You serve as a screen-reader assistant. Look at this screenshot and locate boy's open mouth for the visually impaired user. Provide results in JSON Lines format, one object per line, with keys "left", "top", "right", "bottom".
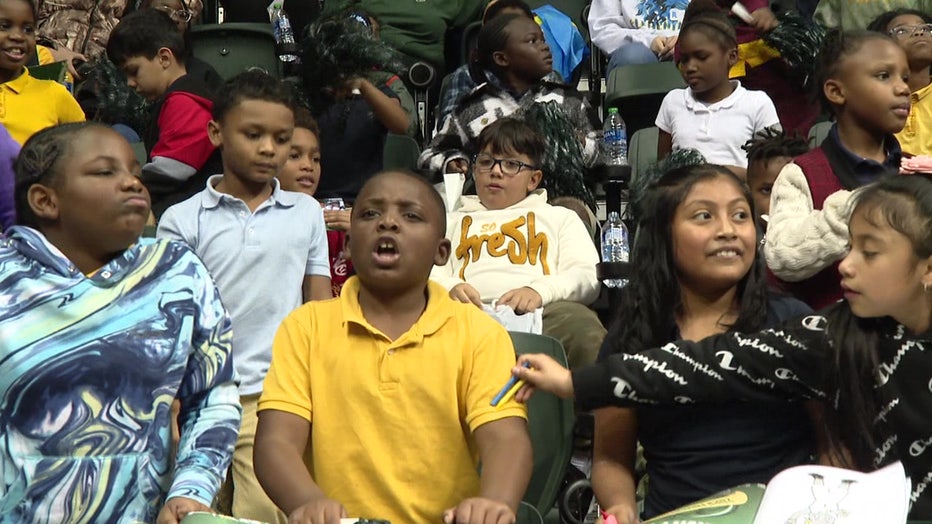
{"left": 373, "top": 238, "right": 400, "bottom": 266}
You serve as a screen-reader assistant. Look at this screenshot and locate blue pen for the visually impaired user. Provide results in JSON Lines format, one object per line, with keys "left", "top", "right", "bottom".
{"left": 490, "top": 361, "right": 530, "bottom": 406}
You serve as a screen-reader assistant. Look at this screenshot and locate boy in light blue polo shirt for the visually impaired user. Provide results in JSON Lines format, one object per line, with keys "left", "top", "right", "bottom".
{"left": 157, "top": 70, "right": 332, "bottom": 524}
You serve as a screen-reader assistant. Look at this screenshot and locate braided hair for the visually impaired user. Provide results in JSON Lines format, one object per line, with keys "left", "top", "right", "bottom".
{"left": 813, "top": 30, "right": 896, "bottom": 114}
{"left": 14, "top": 122, "right": 111, "bottom": 228}
{"left": 743, "top": 128, "right": 810, "bottom": 165}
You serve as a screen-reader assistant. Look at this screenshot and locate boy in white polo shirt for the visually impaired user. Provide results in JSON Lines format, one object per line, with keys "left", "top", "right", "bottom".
{"left": 158, "top": 70, "right": 332, "bottom": 524}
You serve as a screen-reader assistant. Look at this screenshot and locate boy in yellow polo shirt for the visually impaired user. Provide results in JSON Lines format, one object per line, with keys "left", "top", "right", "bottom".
{"left": 0, "top": 0, "right": 83, "bottom": 145}
{"left": 254, "top": 170, "right": 533, "bottom": 524}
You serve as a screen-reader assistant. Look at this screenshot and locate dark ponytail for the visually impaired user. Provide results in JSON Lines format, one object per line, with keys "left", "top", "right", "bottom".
{"left": 822, "top": 304, "right": 887, "bottom": 468}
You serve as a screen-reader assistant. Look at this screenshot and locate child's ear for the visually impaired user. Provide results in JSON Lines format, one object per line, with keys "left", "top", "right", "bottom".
{"left": 527, "top": 169, "right": 542, "bottom": 192}
{"left": 727, "top": 47, "right": 738, "bottom": 68}
{"left": 433, "top": 237, "right": 452, "bottom": 267}
{"left": 156, "top": 47, "right": 175, "bottom": 68}
{"left": 824, "top": 78, "right": 845, "bottom": 107}
{"left": 493, "top": 50, "right": 509, "bottom": 69}
{"left": 207, "top": 120, "right": 223, "bottom": 148}
{"left": 27, "top": 184, "right": 60, "bottom": 222}
{"left": 527, "top": 169, "right": 544, "bottom": 189}
{"left": 921, "top": 254, "right": 932, "bottom": 292}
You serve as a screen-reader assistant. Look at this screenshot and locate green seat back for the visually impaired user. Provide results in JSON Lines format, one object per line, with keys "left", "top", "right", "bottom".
{"left": 605, "top": 62, "right": 685, "bottom": 136}
{"left": 509, "top": 331, "right": 576, "bottom": 516}
{"left": 189, "top": 23, "right": 280, "bottom": 80}
{"left": 382, "top": 133, "right": 421, "bottom": 171}
{"left": 28, "top": 61, "right": 67, "bottom": 84}
{"left": 808, "top": 120, "right": 832, "bottom": 148}
{"left": 130, "top": 141, "right": 148, "bottom": 165}
{"left": 141, "top": 225, "right": 157, "bottom": 238}
{"left": 605, "top": 61, "right": 685, "bottom": 102}
{"left": 628, "top": 126, "right": 658, "bottom": 185}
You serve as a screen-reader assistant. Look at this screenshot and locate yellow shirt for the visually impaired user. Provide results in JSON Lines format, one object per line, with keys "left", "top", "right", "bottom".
{"left": 0, "top": 67, "right": 84, "bottom": 145}
{"left": 36, "top": 45, "right": 55, "bottom": 65}
{"left": 896, "top": 82, "right": 932, "bottom": 156}
{"left": 259, "top": 277, "right": 527, "bottom": 524}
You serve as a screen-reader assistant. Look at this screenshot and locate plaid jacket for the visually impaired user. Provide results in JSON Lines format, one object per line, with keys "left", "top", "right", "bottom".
{"left": 436, "top": 66, "right": 563, "bottom": 133}
{"left": 419, "top": 75, "right": 598, "bottom": 178}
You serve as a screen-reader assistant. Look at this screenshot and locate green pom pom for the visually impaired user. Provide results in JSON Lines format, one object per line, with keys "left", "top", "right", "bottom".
{"left": 523, "top": 102, "right": 597, "bottom": 211}
{"left": 764, "top": 10, "right": 825, "bottom": 89}
{"left": 301, "top": 11, "right": 406, "bottom": 110}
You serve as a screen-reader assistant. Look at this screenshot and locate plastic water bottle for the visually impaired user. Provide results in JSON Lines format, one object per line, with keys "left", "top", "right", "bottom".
{"left": 269, "top": 1, "right": 298, "bottom": 63}
{"left": 602, "top": 107, "right": 628, "bottom": 166}
{"left": 601, "top": 211, "right": 629, "bottom": 288}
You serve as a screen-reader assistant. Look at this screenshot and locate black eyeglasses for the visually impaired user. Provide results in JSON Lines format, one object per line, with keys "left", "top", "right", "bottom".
{"left": 473, "top": 153, "right": 539, "bottom": 176}
{"left": 889, "top": 23, "right": 932, "bottom": 39}
{"left": 155, "top": 5, "right": 193, "bottom": 22}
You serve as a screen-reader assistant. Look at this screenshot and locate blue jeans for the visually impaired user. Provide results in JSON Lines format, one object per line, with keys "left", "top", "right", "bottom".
{"left": 607, "top": 42, "right": 660, "bottom": 75}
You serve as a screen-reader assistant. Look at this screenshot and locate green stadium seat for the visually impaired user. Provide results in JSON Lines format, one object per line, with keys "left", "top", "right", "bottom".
{"left": 189, "top": 23, "right": 280, "bottom": 81}
{"left": 808, "top": 120, "right": 832, "bottom": 148}
{"left": 382, "top": 133, "right": 421, "bottom": 172}
{"left": 604, "top": 62, "right": 685, "bottom": 137}
{"left": 508, "top": 331, "right": 576, "bottom": 518}
{"left": 628, "top": 126, "right": 659, "bottom": 185}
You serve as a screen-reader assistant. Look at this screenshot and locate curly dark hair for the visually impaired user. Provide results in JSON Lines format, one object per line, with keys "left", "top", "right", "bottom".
{"left": 212, "top": 69, "right": 295, "bottom": 122}
{"left": 743, "top": 128, "right": 810, "bottom": 166}
{"left": 867, "top": 8, "right": 932, "bottom": 33}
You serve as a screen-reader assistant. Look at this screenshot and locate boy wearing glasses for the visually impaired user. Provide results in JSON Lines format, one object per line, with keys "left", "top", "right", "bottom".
{"left": 869, "top": 9, "right": 932, "bottom": 156}
{"left": 107, "top": 8, "right": 223, "bottom": 217}
{"left": 430, "top": 117, "right": 605, "bottom": 368}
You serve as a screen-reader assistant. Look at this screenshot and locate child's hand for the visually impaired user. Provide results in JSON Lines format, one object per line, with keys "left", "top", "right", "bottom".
{"left": 446, "top": 158, "right": 470, "bottom": 174}
{"left": 156, "top": 496, "right": 211, "bottom": 524}
{"left": 443, "top": 497, "right": 516, "bottom": 524}
{"left": 512, "top": 353, "right": 573, "bottom": 400}
{"left": 450, "top": 283, "right": 483, "bottom": 308}
{"left": 749, "top": 7, "right": 779, "bottom": 33}
{"left": 288, "top": 497, "right": 348, "bottom": 524}
{"left": 49, "top": 46, "right": 87, "bottom": 79}
{"left": 333, "top": 76, "right": 367, "bottom": 100}
{"left": 497, "top": 287, "right": 542, "bottom": 314}
{"left": 658, "top": 35, "right": 677, "bottom": 60}
{"left": 324, "top": 208, "right": 352, "bottom": 231}
{"left": 600, "top": 504, "right": 641, "bottom": 524}
{"left": 649, "top": 36, "right": 665, "bottom": 56}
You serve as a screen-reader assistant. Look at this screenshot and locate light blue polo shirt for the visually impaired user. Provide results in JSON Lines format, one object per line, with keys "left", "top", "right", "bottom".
{"left": 158, "top": 175, "right": 330, "bottom": 395}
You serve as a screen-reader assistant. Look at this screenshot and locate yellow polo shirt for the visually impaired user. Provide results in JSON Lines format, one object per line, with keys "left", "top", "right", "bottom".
{"left": 0, "top": 67, "right": 84, "bottom": 145}
{"left": 897, "top": 82, "right": 932, "bottom": 157}
{"left": 36, "top": 45, "right": 55, "bottom": 65}
{"left": 260, "top": 277, "right": 527, "bottom": 524}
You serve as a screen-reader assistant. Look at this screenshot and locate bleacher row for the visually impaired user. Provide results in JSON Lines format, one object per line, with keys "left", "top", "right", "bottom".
{"left": 33, "top": 0, "right": 827, "bottom": 194}
{"left": 74, "top": 0, "right": 694, "bottom": 183}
